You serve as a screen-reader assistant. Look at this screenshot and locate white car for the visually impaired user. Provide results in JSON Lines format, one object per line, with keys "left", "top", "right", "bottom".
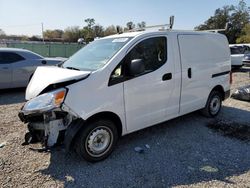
{"left": 19, "top": 30, "right": 231, "bottom": 162}
{"left": 229, "top": 44, "right": 250, "bottom": 68}
{"left": 0, "top": 48, "right": 66, "bottom": 89}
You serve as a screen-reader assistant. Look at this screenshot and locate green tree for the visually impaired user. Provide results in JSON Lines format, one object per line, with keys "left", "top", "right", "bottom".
{"left": 126, "top": 21, "right": 135, "bottom": 30}
{"left": 137, "top": 21, "right": 146, "bottom": 28}
{"left": 93, "top": 24, "right": 104, "bottom": 38}
{"left": 62, "top": 26, "right": 82, "bottom": 42}
{"left": 104, "top": 25, "right": 117, "bottom": 36}
{"left": 236, "top": 23, "right": 250, "bottom": 43}
{"left": 82, "top": 18, "right": 96, "bottom": 42}
{"left": 44, "top": 29, "right": 64, "bottom": 40}
{"left": 195, "top": 0, "right": 250, "bottom": 43}
{"left": 84, "top": 18, "right": 95, "bottom": 29}
{"left": 0, "top": 29, "right": 5, "bottom": 36}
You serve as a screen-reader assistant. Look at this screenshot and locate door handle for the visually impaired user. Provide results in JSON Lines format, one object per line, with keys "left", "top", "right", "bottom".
{"left": 162, "top": 73, "right": 172, "bottom": 81}
{"left": 1, "top": 67, "right": 9, "bottom": 70}
{"left": 188, "top": 68, "right": 192, "bottom": 78}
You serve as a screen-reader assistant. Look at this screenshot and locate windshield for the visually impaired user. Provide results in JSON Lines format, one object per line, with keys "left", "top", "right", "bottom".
{"left": 63, "top": 37, "right": 131, "bottom": 71}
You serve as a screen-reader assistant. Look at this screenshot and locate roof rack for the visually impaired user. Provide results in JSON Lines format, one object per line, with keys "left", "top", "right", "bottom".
{"left": 117, "top": 16, "right": 175, "bottom": 34}
{"left": 116, "top": 17, "right": 229, "bottom": 34}
{"left": 195, "top": 23, "right": 230, "bottom": 33}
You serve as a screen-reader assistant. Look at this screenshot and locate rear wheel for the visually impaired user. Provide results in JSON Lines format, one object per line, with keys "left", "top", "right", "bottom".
{"left": 75, "top": 119, "right": 118, "bottom": 162}
{"left": 201, "top": 90, "right": 222, "bottom": 117}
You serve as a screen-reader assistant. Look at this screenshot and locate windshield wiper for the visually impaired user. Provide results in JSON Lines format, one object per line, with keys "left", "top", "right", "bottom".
{"left": 65, "top": 66, "right": 80, "bottom": 71}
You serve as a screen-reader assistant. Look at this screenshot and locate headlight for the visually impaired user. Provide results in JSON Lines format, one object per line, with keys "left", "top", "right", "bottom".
{"left": 22, "top": 88, "right": 67, "bottom": 115}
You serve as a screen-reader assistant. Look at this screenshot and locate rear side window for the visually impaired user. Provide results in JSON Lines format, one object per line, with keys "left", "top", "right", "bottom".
{"left": 230, "top": 46, "right": 250, "bottom": 55}
{"left": 0, "top": 52, "right": 25, "bottom": 64}
{"left": 128, "top": 37, "right": 167, "bottom": 72}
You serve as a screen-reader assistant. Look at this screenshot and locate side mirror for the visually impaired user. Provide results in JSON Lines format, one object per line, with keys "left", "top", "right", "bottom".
{"left": 129, "top": 59, "right": 145, "bottom": 76}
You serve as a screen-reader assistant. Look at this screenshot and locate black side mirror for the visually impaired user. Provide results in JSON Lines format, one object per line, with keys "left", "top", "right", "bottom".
{"left": 129, "top": 59, "right": 145, "bottom": 76}
{"left": 41, "top": 60, "right": 47, "bottom": 65}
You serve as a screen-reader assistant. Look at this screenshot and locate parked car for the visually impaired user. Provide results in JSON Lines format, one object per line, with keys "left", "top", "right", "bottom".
{"left": 242, "top": 53, "right": 250, "bottom": 67}
{"left": 19, "top": 30, "right": 231, "bottom": 162}
{"left": 0, "top": 48, "right": 66, "bottom": 89}
{"left": 229, "top": 44, "right": 250, "bottom": 68}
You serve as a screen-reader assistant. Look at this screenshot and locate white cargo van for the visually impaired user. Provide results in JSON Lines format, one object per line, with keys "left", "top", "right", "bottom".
{"left": 19, "top": 30, "right": 231, "bottom": 162}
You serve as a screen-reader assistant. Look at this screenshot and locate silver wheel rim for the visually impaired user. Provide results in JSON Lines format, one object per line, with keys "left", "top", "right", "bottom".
{"left": 210, "top": 96, "right": 221, "bottom": 115}
{"left": 85, "top": 126, "right": 113, "bottom": 157}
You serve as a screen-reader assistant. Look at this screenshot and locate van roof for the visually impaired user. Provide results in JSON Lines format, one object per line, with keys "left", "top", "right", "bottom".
{"left": 103, "top": 30, "right": 222, "bottom": 39}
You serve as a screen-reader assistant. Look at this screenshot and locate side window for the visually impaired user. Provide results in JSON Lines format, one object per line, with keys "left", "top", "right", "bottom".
{"left": 0, "top": 52, "right": 25, "bottom": 64}
{"left": 128, "top": 37, "right": 167, "bottom": 72}
{"left": 109, "top": 37, "right": 167, "bottom": 86}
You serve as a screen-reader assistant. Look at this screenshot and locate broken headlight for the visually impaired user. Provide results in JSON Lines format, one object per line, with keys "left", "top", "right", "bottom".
{"left": 22, "top": 88, "right": 67, "bottom": 115}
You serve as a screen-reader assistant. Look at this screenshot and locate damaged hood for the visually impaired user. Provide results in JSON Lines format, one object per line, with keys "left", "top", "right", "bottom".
{"left": 26, "top": 66, "right": 90, "bottom": 100}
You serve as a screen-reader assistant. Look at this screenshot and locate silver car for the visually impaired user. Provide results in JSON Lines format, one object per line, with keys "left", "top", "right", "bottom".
{"left": 0, "top": 48, "right": 66, "bottom": 89}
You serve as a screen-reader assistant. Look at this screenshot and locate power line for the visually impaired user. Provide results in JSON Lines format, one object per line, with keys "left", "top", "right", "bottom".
{"left": 0, "top": 23, "right": 41, "bottom": 28}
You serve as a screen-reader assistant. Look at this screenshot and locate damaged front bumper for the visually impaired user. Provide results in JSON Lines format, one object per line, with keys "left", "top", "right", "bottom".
{"left": 19, "top": 106, "right": 74, "bottom": 148}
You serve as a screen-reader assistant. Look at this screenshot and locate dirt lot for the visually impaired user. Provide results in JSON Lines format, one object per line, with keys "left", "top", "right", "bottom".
{"left": 0, "top": 67, "right": 249, "bottom": 188}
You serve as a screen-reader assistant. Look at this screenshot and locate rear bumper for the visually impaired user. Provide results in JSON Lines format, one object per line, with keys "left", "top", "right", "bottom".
{"left": 243, "top": 60, "right": 250, "bottom": 66}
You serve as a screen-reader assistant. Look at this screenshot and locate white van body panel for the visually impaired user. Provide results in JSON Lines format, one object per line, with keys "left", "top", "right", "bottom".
{"left": 63, "top": 31, "right": 230, "bottom": 136}
{"left": 23, "top": 30, "right": 231, "bottom": 138}
{"left": 177, "top": 33, "right": 231, "bottom": 115}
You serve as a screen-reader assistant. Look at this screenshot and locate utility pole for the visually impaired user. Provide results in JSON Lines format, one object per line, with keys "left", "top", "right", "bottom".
{"left": 41, "top": 22, "right": 44, "bottom": 43}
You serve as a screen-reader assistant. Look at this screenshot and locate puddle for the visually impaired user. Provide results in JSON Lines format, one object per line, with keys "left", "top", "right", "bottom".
{"left": 207, "top": 120, "right": 250, "bottom": 142}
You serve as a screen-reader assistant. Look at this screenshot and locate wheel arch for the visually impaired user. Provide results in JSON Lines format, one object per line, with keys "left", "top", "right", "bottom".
{"left": 211, "top": 85, "right": 226, "bottom": 100}
{"left": 85, "top": 111, "right": 123, "bottom": 137}
{"left": 65, "top": 111, "right": 123, "bottom": 151}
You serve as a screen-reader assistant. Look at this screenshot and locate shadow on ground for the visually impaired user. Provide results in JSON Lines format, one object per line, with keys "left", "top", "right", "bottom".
{"left": 0, "top": 88, "right": 25, "bottom": 105}
{"left": 38, "top": 107, "right": 250, "bottom": 187}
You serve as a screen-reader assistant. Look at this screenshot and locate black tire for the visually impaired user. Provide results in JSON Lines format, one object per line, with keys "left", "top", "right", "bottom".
{"left": 74, "top": 119, "right": 118, "bottom": 162}
{"left": 201, "top": 90, "right": 222, "bottom": 117}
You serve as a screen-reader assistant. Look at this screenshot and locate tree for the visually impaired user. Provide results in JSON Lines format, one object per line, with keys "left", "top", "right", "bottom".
{"left": 236, "top": 23, "right": 250, "bottom": 43}
{"left": 82, "top": 18, "right": 96, "bottom": 42}
{"left": 104, "top": 25, "right": 117, "bottom": 36}
{"left": 93, "top": 24, "right": 104, "bottom": 38}
{"left": 126, "top": 21, "right": 135, "bottom": 30}
{"left": 0, "top": 29, "right": 5, "bottom": 36}
{"left": 195, "top": 0, "right": 250, "bottom": 43}
{"left": 84, "top": 18, "right": 95, "bottom": 29}
{"left": 62, "top": 26, "right": 82, "bottom": 42}
{"left": 137, "top": 21, "right": 146, "bottom": 28}
{"left": 44, "top": 29, "right": 64, "bottom": 40}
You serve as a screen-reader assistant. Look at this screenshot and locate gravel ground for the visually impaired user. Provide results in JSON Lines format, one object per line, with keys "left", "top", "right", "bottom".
{"left": 0, "top": 67, "right": 249, "bottom": 188}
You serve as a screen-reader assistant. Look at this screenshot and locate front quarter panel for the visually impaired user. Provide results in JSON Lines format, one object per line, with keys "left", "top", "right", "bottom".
{"left": 64, "top": 69, "right": 126, "bottom": 135}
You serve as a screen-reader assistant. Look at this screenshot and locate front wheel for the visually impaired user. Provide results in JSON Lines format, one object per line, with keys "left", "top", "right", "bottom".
{"left": 201, "top": 90, "right": 222, "bottom": 117}
{"left": 75, "top": 119, "right": 118, "bottom": 162}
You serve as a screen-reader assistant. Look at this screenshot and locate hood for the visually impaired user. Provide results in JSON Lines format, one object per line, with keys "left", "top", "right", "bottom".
{"left": 26, "top": 66, "right": 90, "bottom": 100}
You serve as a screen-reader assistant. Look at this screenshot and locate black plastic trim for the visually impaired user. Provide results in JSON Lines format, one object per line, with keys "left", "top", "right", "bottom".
{"left": 64, "top": 119, "right": 85, "bottom": 151}
{"left": 212, "top": 71, "right": 230, "bottom": 78}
